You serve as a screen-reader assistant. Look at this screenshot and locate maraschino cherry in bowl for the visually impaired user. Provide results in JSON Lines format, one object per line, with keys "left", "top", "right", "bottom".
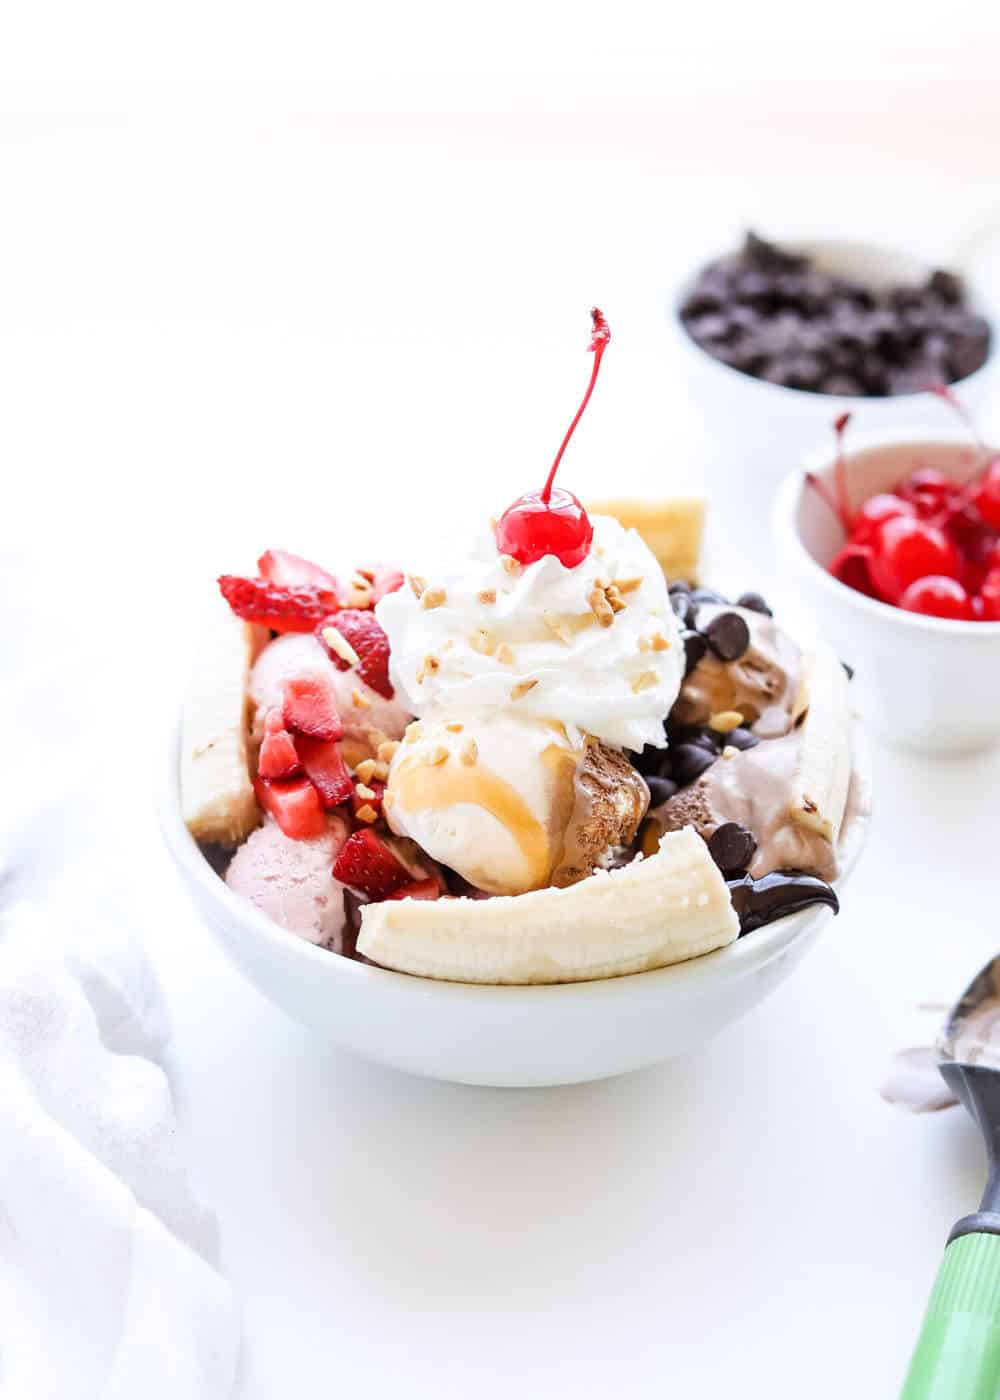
{"left": 775, "top": 409, "right": 1000, "bottom": 754}
{"left": 163, "top": 309, "right": 870, "bottom": 1085}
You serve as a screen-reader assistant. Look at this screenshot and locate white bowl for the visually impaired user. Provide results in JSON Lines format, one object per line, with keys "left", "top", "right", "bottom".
{"left": 159, "top": 724, "right": 870, "bottom": 1087}
{"left": 774, "top": 425, "right": 1000, "bottom": 755}
{"left": 668, "top": 237, "right": 1000, "bottom": 506}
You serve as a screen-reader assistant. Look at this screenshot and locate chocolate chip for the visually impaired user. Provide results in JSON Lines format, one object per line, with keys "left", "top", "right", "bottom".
{"left": 735, "top": 590, "right": 772, "bottom": 616}
{"left": 645, "top": 775, "right": 678, "bottom": 807}
{"left": 668, "top": 579, "right": 692, "bottom": 594}
{"left": 725, "top": 726, "right": 759, "bottom": 751}
{"left": 928, "top": 269, "right": 963, "bottom": 305}
{"left": 841, "top": 660, "right": 854, "bottom": 680}
{"left": 708, "top": 822, "right": 758, "bottom": 874}
{"left": 703, "top": 610, "right": 751, "bottom": 662}
{"left": 669, "top": 742, "right": 718, "bottom": 787}
{"left": 630, "top": 743, "right": 667, "bottom": 778}
{"left": 682, "top": 629, "right": 708, "bottom": 675}
{"left": 670, "top": 592, "right": 694, "bottom": 625}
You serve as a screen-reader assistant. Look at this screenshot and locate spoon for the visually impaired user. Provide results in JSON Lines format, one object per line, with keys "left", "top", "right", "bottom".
{"left": 902, "top": 955, "right": 1000, "bottom": 1398}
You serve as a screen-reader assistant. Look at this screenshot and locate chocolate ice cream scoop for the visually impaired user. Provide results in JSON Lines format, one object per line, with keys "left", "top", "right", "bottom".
{"left": 671, "top": 605, "right": 802, "bottom": 739}
{"left": 552, "top": 741, "right": 649, "bottom": 888}
{"left": 651, "top": 730, "right": 837, "bottom": 882}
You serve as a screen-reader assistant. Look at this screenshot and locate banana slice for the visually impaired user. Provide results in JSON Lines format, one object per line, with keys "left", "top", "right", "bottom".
{"left": 181, "top": 597, "right": 267, "bottom": 845}
{"left": 788, "top": 641, "right": 851, "bottom": 845}
{"left": 357, "top": 826, "right": 738, "bottom": 984}
{"left": 587, "top": 496, "right": 705, "bottom": 582}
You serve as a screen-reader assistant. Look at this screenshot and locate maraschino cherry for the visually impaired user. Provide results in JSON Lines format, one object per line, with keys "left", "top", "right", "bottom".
{"left": 495, "top": 308, "right": 610, "bottom": 569}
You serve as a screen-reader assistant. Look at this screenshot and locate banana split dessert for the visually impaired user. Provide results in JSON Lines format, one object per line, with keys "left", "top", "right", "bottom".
{"left": 182, "top": 310, "right": 865, "bottom": 984}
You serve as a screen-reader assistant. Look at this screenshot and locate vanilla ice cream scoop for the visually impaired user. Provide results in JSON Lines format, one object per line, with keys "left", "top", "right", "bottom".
{"left": 385, "top": 713, "right": 648, "bottom": 895}
{"left": 375, "top": 514, "right": 684, "bottom": 752}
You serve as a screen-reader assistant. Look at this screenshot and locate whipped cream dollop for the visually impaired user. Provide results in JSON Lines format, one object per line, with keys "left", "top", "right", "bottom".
{"left": 375, "top": 514, "right": 683, "bottom": 750}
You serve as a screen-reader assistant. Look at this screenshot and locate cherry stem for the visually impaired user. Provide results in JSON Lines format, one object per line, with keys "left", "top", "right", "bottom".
{"left": 925, "top": 382, "right": 994, "bottom": 529}
{"left": 804, "top": 471, "right": 848, "bottom": 530}
{"left": 832, "top": 412, "right": 853, "bottom": 531}
{"left": 540, "top": 307, "right": 611, "bottom": 504}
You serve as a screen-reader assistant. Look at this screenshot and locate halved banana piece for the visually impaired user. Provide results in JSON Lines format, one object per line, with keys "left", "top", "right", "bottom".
{"left": 588, "top": 496, "right": 705, "bottom": 583}
{"left": 181, "top": 597, "right": 267, "bottom": 845}
{"left": 358, "top": 826, "right": 738, "bottom": 984}
{"left": 788, "top": 640, "right": 851, "bottom": 845}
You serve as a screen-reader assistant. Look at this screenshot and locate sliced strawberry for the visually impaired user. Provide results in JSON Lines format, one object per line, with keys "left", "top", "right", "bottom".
{"left": 296, "top": 734, "right": 354, "bottom": 808}
{"left": 369, "top": 564, "right": 405, "bottom": 605}
{"left": 332, "top": 828, "right": 412, "bottom": 899}
{"left": 387, "top": 878, "right": 441, "bottom": 901}
{"left": 258, "top": 718, "right": 302, "bottom": 780}
{"left": 258, "top": 549, "right": 340, "bottom": 596}
{"left": 351, "top": 778, "right": 385, "bottom": 821}
{"left": 219, "top": 576, "right": 341, "bottom": 634}
{"left": 282, "top": 673, "right": 343, "bottom": 741}
{"left": 253, "top": 775, "right": 327, "bottom": 839}
{"left": 321, "top": 609, "right": 393, "bottom": 699}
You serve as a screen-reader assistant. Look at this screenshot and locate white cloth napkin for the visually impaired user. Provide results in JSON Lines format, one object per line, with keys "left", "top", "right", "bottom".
{"left": 1, "top": 545, "right": 240, "bottom": 1399}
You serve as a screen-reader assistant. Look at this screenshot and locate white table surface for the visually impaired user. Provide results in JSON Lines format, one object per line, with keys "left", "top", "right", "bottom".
{"left": 5, "top": 75, "right": 1000, "bottom": 1398}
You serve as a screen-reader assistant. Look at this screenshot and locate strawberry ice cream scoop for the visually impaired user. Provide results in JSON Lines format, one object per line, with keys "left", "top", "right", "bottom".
{"left": 248, "top": 633, "right": 411, "bottom": 749}
{"left": 225, "top": 815, "right": 351, "bottom": 947}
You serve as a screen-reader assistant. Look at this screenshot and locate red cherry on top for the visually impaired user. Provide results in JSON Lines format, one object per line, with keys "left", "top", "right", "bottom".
{"left": 899, "top": 574, "right": 972, "bottom": 620}
{"left": 868, "top": 515, "right": 960, "bottom": 602}
{"left": 495, "top": 308, "right": 610, "bottom": 569}
{"left": 851, "top": 492, "right": 914, "bottom": 544}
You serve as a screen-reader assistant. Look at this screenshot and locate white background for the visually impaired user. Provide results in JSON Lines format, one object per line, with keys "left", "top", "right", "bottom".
{"left": 5, "top": 9, "right": 1000, "bottom": 1397}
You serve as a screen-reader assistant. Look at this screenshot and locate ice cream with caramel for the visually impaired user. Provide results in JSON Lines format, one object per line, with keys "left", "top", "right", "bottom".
{"left": 376, "top": 513, "right": 674, "bottom": 895}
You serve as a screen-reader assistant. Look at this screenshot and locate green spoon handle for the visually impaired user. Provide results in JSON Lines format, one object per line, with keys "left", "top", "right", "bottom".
{"left": 902, "top": 1230, "right": 1000, "bottom": 1398}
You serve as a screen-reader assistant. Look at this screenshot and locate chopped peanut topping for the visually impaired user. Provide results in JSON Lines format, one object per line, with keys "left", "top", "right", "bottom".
{"left": 377, "top": 740, "right": 399, "bottom": 762}
{"left": 543, "top": 611, "right": 572, "bottom": 645}
{"left": 355, "top": 804, "right": 379, "bottom": 824}
{"left": 631, "top": 671, "right": 658, "bottom": 693}
{"left": 415, "top": 653, "right": 441, "bottom": 684}
{"left": 445, "top": 721, "right": 465, "bottom": 733}
{"left": 709, "top": 710, "right": 744, "bottom": 733}
{"left": 355, "top": 758, "right": 378, "bottom": 783}
{"left": 460, "top": 738, "right": 478, "bottom": 765}
{"left": 351, "top": 689, "right": 371, "bottom": 709}
{"left": 722, "top": 745, "right": 739, "bottom": 760}
{"left": 470, "top": 629, "right": 497, "bottom": 656}
{"left": 638, "top": 636, "right": 652, "bottom": 653}
{"left": 588, "top": 587, "right": 615, "bottom": 628}
{"left": 321, "top": 626, "right": 361, "bottom": 669}
{"left": 650, "top": 633, "right": 671, "bottom": 652}
{"left": 510, "top": 679, "right": 538, "bottom": 700}
{"left": 355, "top": 783, "right": 377, "bottom": 801}
{"left": 421, "top": 586, "right": 447, "bottom": 610}
{"left": 404, "top": 721, "right": 423, "bottom": 744}
{"left": 346, "top": 580, "right": 373, "bottom": 608}
{"left": 423, "top": 745, "right": 449, "bottom": 766}
{"left": 615, "top": 576, "right": 642, "bottom": 594}
{"left": 500, "top": 555, "right": 521, "bottom": 576}
{"left": 371, "top": 760, "right": 390, "bottom": 781}
{"left": 477, "top": 589, "right": 497, "bottom": 604}
{"left": 409, "top": 574, "right": 428, "bottom": 598}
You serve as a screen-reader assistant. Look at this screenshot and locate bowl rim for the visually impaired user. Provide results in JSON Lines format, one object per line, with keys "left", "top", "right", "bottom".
{"left": 159, "top": 713, "right": 871, "bottom": 1002}
{"left": 774, "top": 422, "right": 1000, "bottom": 638}
{"left": 666, "top": 233, "right": 998, "bottom": 406}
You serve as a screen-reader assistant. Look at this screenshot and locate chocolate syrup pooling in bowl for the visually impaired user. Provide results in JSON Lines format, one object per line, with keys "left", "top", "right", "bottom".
{"left": 726, "top": 869, "right": 839, "bottom": 936}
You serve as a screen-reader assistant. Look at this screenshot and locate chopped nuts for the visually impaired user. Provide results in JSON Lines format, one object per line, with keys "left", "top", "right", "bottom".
{"left": 445, "top": 721, "right": 465, "bottom": 733}
{"left": 588, "top": 586, "right": 615, "bottom": 628}
{"left": 377, "top": 740, "right": 399, "bottom": 762}
{"left": 355, "top": 758, "right": 378, "bottom": 783}
{"left": 351, "top": 689, "right": 371, "bottom": 709}
{"left": 409, "top": 574, "right": 428, "bottom": 598}
{"left": 355, "top": 783, "right": 377, "bottom": 801}
{"left": 346, "top": 579, "right": 373, "bottom": 608}
{"left": 631, "top": 671, "right": 659, "bottom": 693}
{"left": 722, "top": 745, "right": 739, "bottom": 760}
{"left": 709, "top": 710, "right": 744, "bottom": 733}
{"left": 355, "top": 804, "right": 379, "bottom": 824}
{"left": 615, "top": 576, "right": 642, "bottom": 594}
{"left": 423, "top": 745, "right": 449, "bottom": 766}
{"left": 495, "top": 643, "right": 514, "bottom": 665}
{"left": 470, "top": 628, "right": 497, "bottom": 656}
{"left": 650, "top": 633, "right": 671, "bottom": 652}
{"left": 371, "top": 760, "right": 390, "bottom": 781}
{"left": 510, "top": 679, "right": 538, "bottom": 700}
{"left": 460, "top": 738, "right": 478, "bottom": 765}
{"left": 415, "top": 653, "right": 441, "bottom": 684}
{"left": 543, "top": 611, "right": 572, "bottom": 645}
{"left": 477, "top": 589, "right": 497, "bottom": 604}
{"left": 404, "top": 721, "right": 423, "bottom": 744}
{"left": 321, "top": 626, "right": 361, "bottom": 669}
{"left": 638, "top": 636, "right": 651, "bottom": 653}
{"left": 500, "top": 555, "right": 521, "bottom": 576}
{"left": 420, "top": 586, "right": 447, "bottom": 610}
